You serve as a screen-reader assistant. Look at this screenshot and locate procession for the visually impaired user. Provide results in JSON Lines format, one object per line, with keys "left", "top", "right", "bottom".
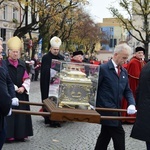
{"left": 0, "top": 0, "right": 150, "bottom": 150}
{"left": 0, "top": 35, "right": 149, "bottom": 150}
{"left": 2, "top": 79, "right": 146, "bottom": 150}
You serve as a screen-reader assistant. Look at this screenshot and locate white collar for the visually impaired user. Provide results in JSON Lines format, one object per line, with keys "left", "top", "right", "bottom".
{"left": 111, "top": 59, "right": 117, "bottom": 68}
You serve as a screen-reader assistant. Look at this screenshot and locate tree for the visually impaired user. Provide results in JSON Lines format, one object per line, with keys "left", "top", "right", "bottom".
{"left": 70, "top": 9, "right": 101, "bottom": 54}
{"left": 10, "top": 0, "right": 87, "bottom": 56}
{"left": 0, "top": 0, "right": 5, "bottom": 5}
{"left": 109, "top": 0, "right": 150, "bottom": 59}
{"left": 39, "top": 1, "right": 81, "bottom": 52}
{"left": 39, "top": 2, "right": 100, "bottom": 54}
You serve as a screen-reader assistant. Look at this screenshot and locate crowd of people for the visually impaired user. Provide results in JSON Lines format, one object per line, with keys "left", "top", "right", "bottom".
{"left": 0, "top": 35, "right": 149, "bottom": 150}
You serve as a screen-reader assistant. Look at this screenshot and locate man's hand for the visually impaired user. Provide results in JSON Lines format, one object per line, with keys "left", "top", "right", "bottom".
{"left": 127, "top": 105, "right": 137, "bottom": 114}
{"left": 17, "top": 86, "right": 25, "bottom": 94}
{"left": 12, "top": 97, "right": 19, "bottom": 106}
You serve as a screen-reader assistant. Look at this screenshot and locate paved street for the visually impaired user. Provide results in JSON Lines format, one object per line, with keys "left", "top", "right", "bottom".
{"left": 3, "top": 81, "right": 146, "bottom": 150}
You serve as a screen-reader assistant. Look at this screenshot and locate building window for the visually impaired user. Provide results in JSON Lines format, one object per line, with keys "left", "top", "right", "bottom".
{"left": 13, "top": 7, "right": 18, "bottom": 20}
{"left": 3, "top": 5, "right": 7, "bottom": 20}
{"left": 109, "top": 38, "right": 117, "bottom": 48}
{"left": 110, "top": 27, "right": 113, "bottom": 32}
{"left": 1, "top": 28, "right": 6, "bottom": 41}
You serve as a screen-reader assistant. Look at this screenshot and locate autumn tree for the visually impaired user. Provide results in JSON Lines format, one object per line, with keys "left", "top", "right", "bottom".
{"left": 109, "top": 0, "right": 150, "bottom": 59}
{"left": 0, "top": 0, "right": 5, "bottom": 5}
{"left": 39, "top": 1, "right": 81, "bottom": 52}
{"left": 100, "top": 30, "right": 112, "bottom": 50}
{"left": 9, "top": 0, "right": 87, "bottom": 56}
{"left": 69, "top": 9, "right": 101, "bottom": 54}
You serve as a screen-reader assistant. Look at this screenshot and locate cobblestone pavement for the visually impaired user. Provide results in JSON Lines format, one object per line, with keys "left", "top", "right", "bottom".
{"left": 3, "top": 81, "right": 146, "bottom": 150}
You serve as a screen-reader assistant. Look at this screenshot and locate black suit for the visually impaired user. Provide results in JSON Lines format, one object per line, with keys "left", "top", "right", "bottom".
{"left": 0, "top": 67, "right": 12, "bottom": 149}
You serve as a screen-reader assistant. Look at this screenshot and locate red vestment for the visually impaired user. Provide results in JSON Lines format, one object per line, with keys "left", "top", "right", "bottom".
{"left": 121, "top": 57, "right": 146, "bottom": 123}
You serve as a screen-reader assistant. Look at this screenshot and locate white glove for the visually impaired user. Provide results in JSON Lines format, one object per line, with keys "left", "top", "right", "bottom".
{"left": 90, "top": 105, "right": 95, "bottom": 110}
{"left": 12, "top": 97, "right": 19, "bottom": 106}
{"left": 7, "top": 108, "right": 12, "bottom": 116}
{"left": 127, "top": 105, "right": 137, "bottom": 114}
{"left": 14, "top": 84, "right": 18, "bottom": 91}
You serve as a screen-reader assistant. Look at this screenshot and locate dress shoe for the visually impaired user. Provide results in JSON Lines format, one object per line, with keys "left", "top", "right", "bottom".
{"left": 15, "top": 138, "right": 25, "bottom": 142}
{"left": 5, "top": 138, "right": 14, "bottom": 143}
{"left": 49, "top": 121, "right": 61, "bottom": 128}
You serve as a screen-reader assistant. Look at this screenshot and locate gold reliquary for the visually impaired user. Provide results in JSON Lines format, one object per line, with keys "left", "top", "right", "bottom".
{"left": 49, "top": 59, "right": 100, "bottom": 109}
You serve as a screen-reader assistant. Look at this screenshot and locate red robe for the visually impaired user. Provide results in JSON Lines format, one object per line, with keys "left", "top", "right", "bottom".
{"left": 122, "top": 57, "right": 146, "bottom": 123}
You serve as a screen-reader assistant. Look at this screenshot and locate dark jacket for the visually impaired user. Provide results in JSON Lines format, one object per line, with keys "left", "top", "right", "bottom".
{"left": 130, "top": 61, "right": 150, "bottom": 142}
{"left": 40, "top": 51, "right": 64, "bottom": 101}
{"left": 96, "top": 60, "right": 135, "bottom": 126}
{"left": 1, "top": 60, "right": 16, "bottom": 98}
{"left": 0, "top": 67, "right": 12, "bottom": 131}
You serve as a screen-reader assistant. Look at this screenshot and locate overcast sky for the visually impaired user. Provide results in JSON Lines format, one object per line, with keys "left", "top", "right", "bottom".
{"left": 86, "top": 0, "right": 125, "bottom": 23}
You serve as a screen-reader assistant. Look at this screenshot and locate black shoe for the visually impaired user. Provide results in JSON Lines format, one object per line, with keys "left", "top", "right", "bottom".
{"left": 15, "top": 138, "right": 25, "bottom": 142}
{"left": 49, "top": 121, "right": 61, "bottom": 128}
{"left": 5, "top": 138, "right": 14, "bottom": 143}
{"left": 44, "top": 118, "right": 51, "bottom": 124}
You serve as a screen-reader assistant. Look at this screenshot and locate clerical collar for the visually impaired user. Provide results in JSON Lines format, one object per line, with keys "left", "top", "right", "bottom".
{"left": 8, "top": 58, "right": 18, "bottom": 68}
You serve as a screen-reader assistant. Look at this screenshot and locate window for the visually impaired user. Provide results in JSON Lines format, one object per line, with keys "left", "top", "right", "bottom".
{"left": 13, "top": 7, "right": 18, "bottom": 20}
{"left": 3, "top": 5, "right": 7, "bottom": 20}
{"left": 110, "top": 27, "right": 113, "bottom": 32}
{"left": 1, "top": 28, "right": 6, "bottom": 41}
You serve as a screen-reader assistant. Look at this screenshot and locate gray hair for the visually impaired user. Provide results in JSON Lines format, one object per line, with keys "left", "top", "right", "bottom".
{"left": 114, "top": 43, "right": 132, "bottom": 55}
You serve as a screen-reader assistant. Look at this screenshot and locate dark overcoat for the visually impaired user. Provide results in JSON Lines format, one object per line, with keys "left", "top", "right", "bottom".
{"left": 40, "top": 51, "right": 64, "bottom": 101}
{"left": 1, "top": 60, "right": 16, "bottom": 98}
{"left": 130, "top": 61, "right": 150, "bottom": 142}
{"left": 96, "top": 60, "right": 135, "bottom": 126}
{"left": 0, "top": 67, "right": 12, "bottom": 131}
{"left": 5, "top": 59, "right": 33, "bottom": 139}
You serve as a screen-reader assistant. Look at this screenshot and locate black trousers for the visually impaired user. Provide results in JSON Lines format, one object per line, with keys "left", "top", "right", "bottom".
{"left": 95, "top": 125, "right": 125, "bottom": 150}
{"left": 146, "top": 141, "right": 150, "bottom": 150}
{"left": 0, "top": 122, "right": 6, "bottom": 150}
{"left": 34, "top": 70, "right": 39, "bottom": 81}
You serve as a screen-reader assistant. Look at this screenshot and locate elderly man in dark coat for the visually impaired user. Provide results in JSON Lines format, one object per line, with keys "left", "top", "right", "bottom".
{"left": 95, "top": 43, "right": 137, "bottom": 150}
{"left": 130, "top": 61, "right": 150, "bottom": 150}
{"left": 0, "top": 67, "right": 12, "bottom": 149}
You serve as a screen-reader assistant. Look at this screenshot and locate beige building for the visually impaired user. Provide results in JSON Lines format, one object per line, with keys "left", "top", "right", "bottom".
{"left": 96, "top": 50, "right": 113, "bottom": 63}
{"left": 0, "top": 1, "right": 39, "bottom": 55}
{"left": 98, "top": 18, "right": 128, "bottom": 51}
{"left": 94, "top": 18, "right": 128, "bottom": 62}
{"left": 0, "top": 1, "right": 19, "bottom": 52}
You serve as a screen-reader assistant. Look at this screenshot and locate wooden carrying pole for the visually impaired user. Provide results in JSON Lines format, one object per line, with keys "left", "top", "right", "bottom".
{"left": 12, "top": 100, "right": 50, "bottom": 116}
{"left": 12, "top": 100, "right": 136, "bottom": 123}
{"left": 96, "top": 107, "right": 127, "bottom": 112}
{"left": 96, "top": 107, "right": 136, "bottom": 120}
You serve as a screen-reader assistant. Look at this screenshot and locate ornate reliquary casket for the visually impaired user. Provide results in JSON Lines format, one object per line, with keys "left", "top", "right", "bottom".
{"left": 51, "top": 59, "right": 99, "bottom": 109}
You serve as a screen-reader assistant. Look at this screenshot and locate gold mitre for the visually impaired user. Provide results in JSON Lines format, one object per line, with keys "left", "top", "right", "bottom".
{"left": 7, "top": 36, "right": 22, "bottom": 50}
{"left": 50, "top": 36, "right": 62, "bottom": 48}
